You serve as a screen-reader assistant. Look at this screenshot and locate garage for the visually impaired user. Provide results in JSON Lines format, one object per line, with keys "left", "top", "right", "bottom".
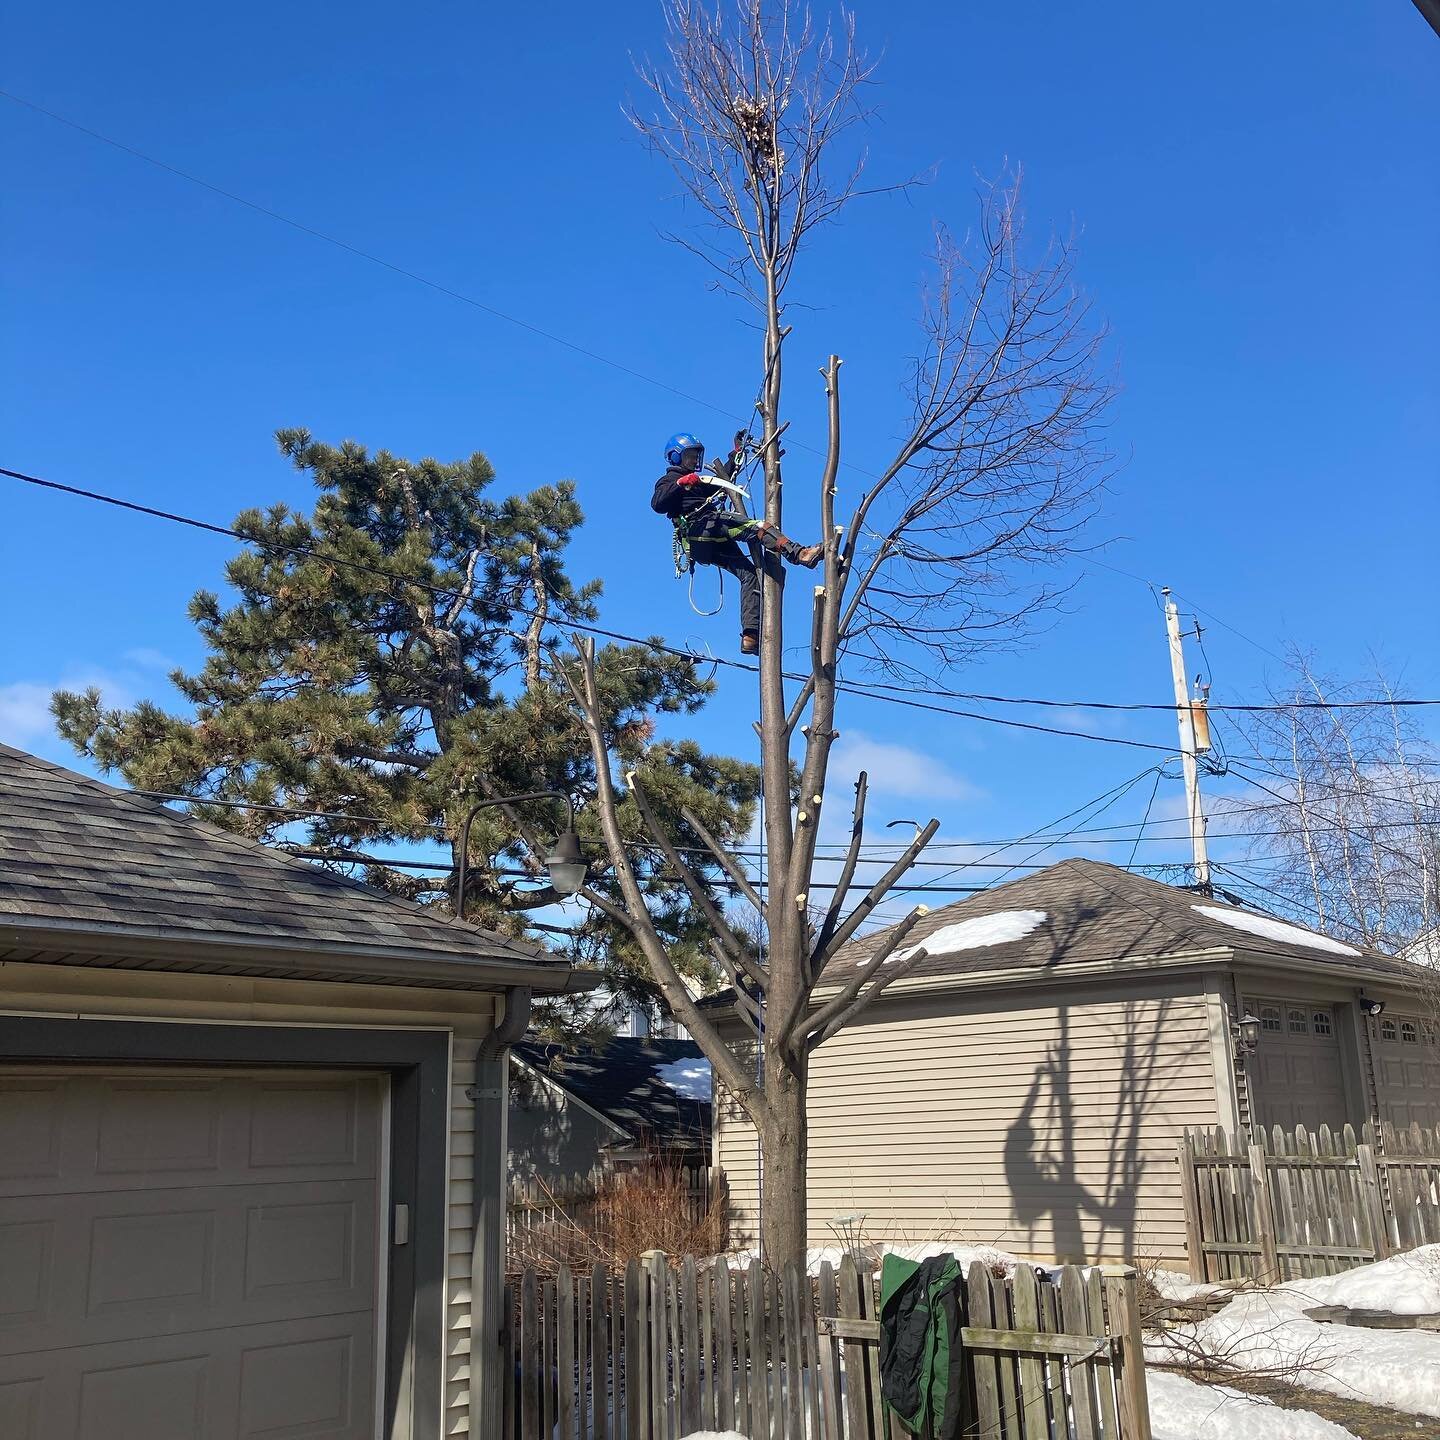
{"left": 0, "top": 1068, "right": 385, "bottom": 1440}
{"left": 0, "top": 742, "right": 592, "bottom": 1438}
{"left": 1245, "top": 995, "right": 1349, "bottom": 1132}
{"left": 1374, "top": 1011, "right": 1440, "bottom": 1132}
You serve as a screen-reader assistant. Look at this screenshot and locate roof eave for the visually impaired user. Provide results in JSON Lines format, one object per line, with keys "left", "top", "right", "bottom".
{"left": 1228, "top": 945, "right": 1426, "bottom": 991}
{"left": 0, "top": 916, "right": 598, "bottom": 994}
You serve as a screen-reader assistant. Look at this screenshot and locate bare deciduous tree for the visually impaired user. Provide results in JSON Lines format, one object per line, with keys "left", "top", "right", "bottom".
{"left": 1229, "top": 651, "right": 1440, "bottom": 961}
{"left": 558, "top": 0, "right": 1114, "bottom": 1265}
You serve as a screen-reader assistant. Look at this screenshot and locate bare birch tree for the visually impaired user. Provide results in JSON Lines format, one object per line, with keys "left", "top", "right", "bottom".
{"left": 557, "top": 0, "right": 1113, "bottom": 1265}
{"left": 1229, "top": 652, "right": 1440, "bottom": 958}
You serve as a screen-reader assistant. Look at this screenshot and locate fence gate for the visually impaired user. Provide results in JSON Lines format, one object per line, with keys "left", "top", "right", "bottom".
{"left": 1178, "top": 1122, "right": 1440, "bottom": 1282}
{"left": 503, "top": 1252, "right": 1150, "bottom": 1440}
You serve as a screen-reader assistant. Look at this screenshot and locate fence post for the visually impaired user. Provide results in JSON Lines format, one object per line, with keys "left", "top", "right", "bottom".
{"left": 1247, "top": 1143, "right": 1280, "bottom": 1283}
{"left": 1176, "top": 1135, "right": 1204, "bottom": 1281}
{"left": 1102, "top": 1268, "right": 1152, "bottom": 1440}
{"left": 1356, "top": 1143, "right": 1391, "bottom": 1261}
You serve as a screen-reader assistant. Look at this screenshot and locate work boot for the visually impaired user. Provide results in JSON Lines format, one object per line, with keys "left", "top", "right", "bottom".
{"left": 740, "top": 632, "right": 759, "bottom": 655}
{"left": 793, "top": 544, "right": 823, "bottom": 568}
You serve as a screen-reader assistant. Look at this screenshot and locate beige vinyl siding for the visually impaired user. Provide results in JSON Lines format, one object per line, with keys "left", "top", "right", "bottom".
{"left": 1, "top": 961, "right": 494, "bottom": 1436}
{"left": 716, "top": 973, "right": 1217, "bottom": 1264}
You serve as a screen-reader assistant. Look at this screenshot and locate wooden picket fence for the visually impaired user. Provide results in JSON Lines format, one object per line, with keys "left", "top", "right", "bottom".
{"left": 1179, "top": 1121, "right": 1440, "bottom": 1283}
{"left": 503, "top": 1252, "right": 1151, "bottom": 1439}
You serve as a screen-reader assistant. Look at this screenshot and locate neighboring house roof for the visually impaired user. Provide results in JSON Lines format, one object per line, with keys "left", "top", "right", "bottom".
{"left": 513, "top": 1037, "right": 711, "bottom": 1152}
{"left": 827, "top": 858, "right": 1422, "bottom": 985}
{"left": 700, "top": 858, "right": 1423, "bottom": 1013}
{"left": 0, "top": 743, "right": 586, "bottom": 993}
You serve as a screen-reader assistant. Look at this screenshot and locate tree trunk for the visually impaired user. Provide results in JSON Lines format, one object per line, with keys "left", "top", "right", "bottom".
{"left": 758, "top": 1045, "right": 808, "bottom": 1268}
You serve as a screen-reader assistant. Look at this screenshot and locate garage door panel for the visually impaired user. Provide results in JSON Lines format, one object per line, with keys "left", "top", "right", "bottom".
{"left": 1247, "top": 997, "right": 1349, "bottom": 1132}
{"left": 0, "top": 1071, "right": 383, "bottom": 1440}
{"left": 0, "top": 1184, "right": 376, "bottom": 1357}
{"left": 238, "top": 1330, "right": 363, "bottom": 1440}
{"left": 0, "top": 1377, "right": 42, "bottom": 1440}
{"left": 0, "top": 1079, "right": 64, "bottom": 1181}
{"left": 248, "top": 1084, "right": 370, "bottom": 1173}
{"left": 0, "top": 1220, "right": 54, "bottom": 1328}
{"left": 0, "top": 1313, "right": 375, "bottom": 1440}
{"left": 95, "top": 1078, "right": 224, "bottom": 1177}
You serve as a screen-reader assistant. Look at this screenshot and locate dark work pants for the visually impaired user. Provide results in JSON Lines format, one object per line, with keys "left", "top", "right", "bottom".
{"left": 686, "top": 513, "right": 800, "bottom": 636}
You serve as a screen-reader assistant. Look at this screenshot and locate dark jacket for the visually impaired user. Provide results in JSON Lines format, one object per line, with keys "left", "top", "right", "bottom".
{"left": 880, "top": 1252, "right": 965, "bottom": 1439}
{"left": 651, "top": 463, "right": 731, "bottom": 520}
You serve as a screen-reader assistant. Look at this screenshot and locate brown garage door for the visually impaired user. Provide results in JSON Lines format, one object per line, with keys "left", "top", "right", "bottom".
{"left": 0, "top": 1069, "right": 383, "bottom": 1440}
{"left": 1246, "top": 997, "right": 1349, "bottom": 1132}
{"left": 1374, "top": 1013, "right": 1440, "bottom": 1132}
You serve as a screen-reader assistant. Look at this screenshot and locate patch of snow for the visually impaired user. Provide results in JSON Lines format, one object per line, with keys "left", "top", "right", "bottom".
{"left": 1192, "top": 904, "right": 1361, "bottom": 957}
{"left": 656, "top": 1059, "right": 712, "bottom": 1102}
{"left": 1147, "top": 1250, "right": 1440, "bottom": 1417}
{"left": 1278, "top": 1245, "right": 1440, "bottom": 1316}
{"left": 1148, "top": 1369, "right": 1359, "bottom": 1440}
{"left": 882, "top": 909, "right": 1047, "bottom": 965}
{"left": 1149, "top": 1268, "right": 1235, "bottom": 1303}
{"left": 715, "top": 1242, "right": 1022, "bottom": 1278}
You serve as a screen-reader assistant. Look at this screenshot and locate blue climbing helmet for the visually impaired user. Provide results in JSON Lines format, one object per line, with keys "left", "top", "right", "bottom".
{"left": 664, "top": 432, "right": 704, "bottom": 469}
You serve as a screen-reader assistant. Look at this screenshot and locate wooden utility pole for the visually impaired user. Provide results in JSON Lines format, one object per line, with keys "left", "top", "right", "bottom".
{"left": 1163, "top": 588, "right": 1211, "bottom": 891}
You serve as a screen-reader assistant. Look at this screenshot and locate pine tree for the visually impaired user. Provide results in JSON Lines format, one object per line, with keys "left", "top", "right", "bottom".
{"left": 53, "top": 429, "right": 759, "bottom": 1031}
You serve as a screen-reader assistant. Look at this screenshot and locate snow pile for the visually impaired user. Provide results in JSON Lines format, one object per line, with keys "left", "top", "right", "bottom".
{"left": 1279, "top": 1245, "right": 1440, "bottom": 1315}
{"left": 1148, "top": 1369, "right": 1359, "bottom": 1440}
{"left": 715, "top": 1241, "right": 1023, "bottom": 1278}
{"left": 1148, "top": 1248, "right": 1440, "bottom": 1418}
{"left": 883, "top": 909, "right": 1047, "bottom": 965}
{"left": 1148, "top": 1268, "right": 1234, "bottom": 1303}
{"left": 1191, "top": 904, "right": 1362, "bottom": 956}
{"left": 656, "top": 1058, "right": 712, "bottom": 1102}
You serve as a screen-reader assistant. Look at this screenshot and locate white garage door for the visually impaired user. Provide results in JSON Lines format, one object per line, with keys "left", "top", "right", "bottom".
{"left": 0, "top": 1069, "right": 384, "bottom": 1440}
{"left": 1374, "top": 1013, "right": 1440, "bottom": 1132}
{"left": 1246, "top": 997, "right": 1349, "bottom": 1132}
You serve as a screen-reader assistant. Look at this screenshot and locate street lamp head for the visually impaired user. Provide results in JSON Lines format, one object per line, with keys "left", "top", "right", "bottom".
{"left": 544, "top": 829, "right": 587, "bottom": 897}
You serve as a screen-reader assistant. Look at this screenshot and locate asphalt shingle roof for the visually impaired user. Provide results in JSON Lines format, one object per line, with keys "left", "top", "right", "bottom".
{"left": 514, "top": 1037, "right": 711, "bottom": 1150}
{"left": 0, "top": 743, "right": 568, "bottom": 979}
{"left": 830, "top": 858, "right": 1420, "bottom": 984}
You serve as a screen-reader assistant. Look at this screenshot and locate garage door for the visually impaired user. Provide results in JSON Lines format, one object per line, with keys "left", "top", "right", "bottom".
{"left": 1374, "top": 1012, "right": 1440, "bottom": 1132}
{"left": 1246, "top": 997, "right": 1349, "bottom": 1132}
{"left": 0, "top": 1069, "right": 384, "bottom": 1440}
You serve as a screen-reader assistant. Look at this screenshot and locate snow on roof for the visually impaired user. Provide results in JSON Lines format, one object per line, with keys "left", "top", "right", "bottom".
{"left": 1191, "top": 905, "right": 1361, "bottom": 957}
{"left": 882, "top": 909, "right": 1048, "bottom": 965}
{"left": 656, "top": 1058, "right": 712, "bottom": 1102}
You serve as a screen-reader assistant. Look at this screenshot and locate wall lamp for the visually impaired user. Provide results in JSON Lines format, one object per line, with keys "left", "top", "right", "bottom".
{"left": 1232, "top": 1012, "right": 1261, "bottom": 1057}
{"left": 1357, "top": 993, "right": 1386, "bottom": 1018}
{"left": 454, "top": 790, "right": 587, "bottom": 921}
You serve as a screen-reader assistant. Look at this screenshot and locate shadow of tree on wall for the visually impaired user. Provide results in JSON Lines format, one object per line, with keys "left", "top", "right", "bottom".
{"left": 1001, "top": 897, "right": 1210, "bottom": 1262}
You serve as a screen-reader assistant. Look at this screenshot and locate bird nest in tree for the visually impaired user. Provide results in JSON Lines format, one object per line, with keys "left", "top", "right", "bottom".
{"left": 731, "top": 97, "right": 784, "bottom": 174}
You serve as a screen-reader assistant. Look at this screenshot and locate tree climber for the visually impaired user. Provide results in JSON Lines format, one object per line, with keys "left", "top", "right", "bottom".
{"left": 652, "top": 431, "right": 823, "bottom": 655}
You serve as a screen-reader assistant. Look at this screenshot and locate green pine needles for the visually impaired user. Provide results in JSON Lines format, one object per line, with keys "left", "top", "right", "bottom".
{"left": 53, "top": 428, "right": 758, "bottom": 1035}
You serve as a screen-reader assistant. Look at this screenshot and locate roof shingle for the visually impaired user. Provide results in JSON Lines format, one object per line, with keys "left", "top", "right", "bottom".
{"left": 0, "top": 743, "right": 568, "bottom": 979}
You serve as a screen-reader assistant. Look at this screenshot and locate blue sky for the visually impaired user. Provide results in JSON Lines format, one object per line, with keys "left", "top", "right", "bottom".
{"left": 2, "top": 1, "right": 1437, "bottom": 910}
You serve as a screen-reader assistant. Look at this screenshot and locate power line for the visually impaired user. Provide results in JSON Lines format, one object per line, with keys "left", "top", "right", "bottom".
{"left": 0, "top": 90, "right": 740, "bottom": 424}
{"left": 0, "top": 463, "right": 1180, "bottom": 753}
{"left": 16, "top": 465, "right": 1439, "bottom": 725}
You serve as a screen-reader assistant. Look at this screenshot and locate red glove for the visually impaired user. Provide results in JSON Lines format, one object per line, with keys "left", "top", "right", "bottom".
{"left": 677, "top": 472, "right": 704, "bottom": 487}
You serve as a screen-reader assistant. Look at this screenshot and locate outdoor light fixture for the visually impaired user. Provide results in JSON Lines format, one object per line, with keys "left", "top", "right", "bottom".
{"left": 453, "top": 790, "right": 587, "bottom": 921}
{"left": 1232, "top": 1012, "right": 1261, "bottom": 1057}
{"left": 1357, "top": 993, "right": 1386, "bottom": 1018}
{"left": 542, "top": 827, "right": 588, "bottom": 898}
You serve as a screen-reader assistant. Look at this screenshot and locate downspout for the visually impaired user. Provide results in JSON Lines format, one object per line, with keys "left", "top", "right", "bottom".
{"left": 469, "top": 984, "right": 532, "bottom": 1440}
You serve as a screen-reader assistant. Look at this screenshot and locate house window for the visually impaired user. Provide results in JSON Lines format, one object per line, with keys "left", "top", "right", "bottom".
{"left": 1311, "top": 1010, "right": 1332, "bottom": 1037}
{"left": 1288, "top": 1008, "right": 1308, "bottom": 1034}
{"left": 1400, "top": 1020, "right": 1419, "bottom": 1044}
{"left": 1260, "top": 1005, "right": 1283, "bottom": 1033}
{"left": 1380, "top": 1018, "right": 1398, "bottom": 1042}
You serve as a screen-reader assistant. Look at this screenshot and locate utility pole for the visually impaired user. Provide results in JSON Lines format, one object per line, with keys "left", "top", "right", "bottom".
{"left": 1163, "top": 588, "right": 1212, "bottom": 892}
